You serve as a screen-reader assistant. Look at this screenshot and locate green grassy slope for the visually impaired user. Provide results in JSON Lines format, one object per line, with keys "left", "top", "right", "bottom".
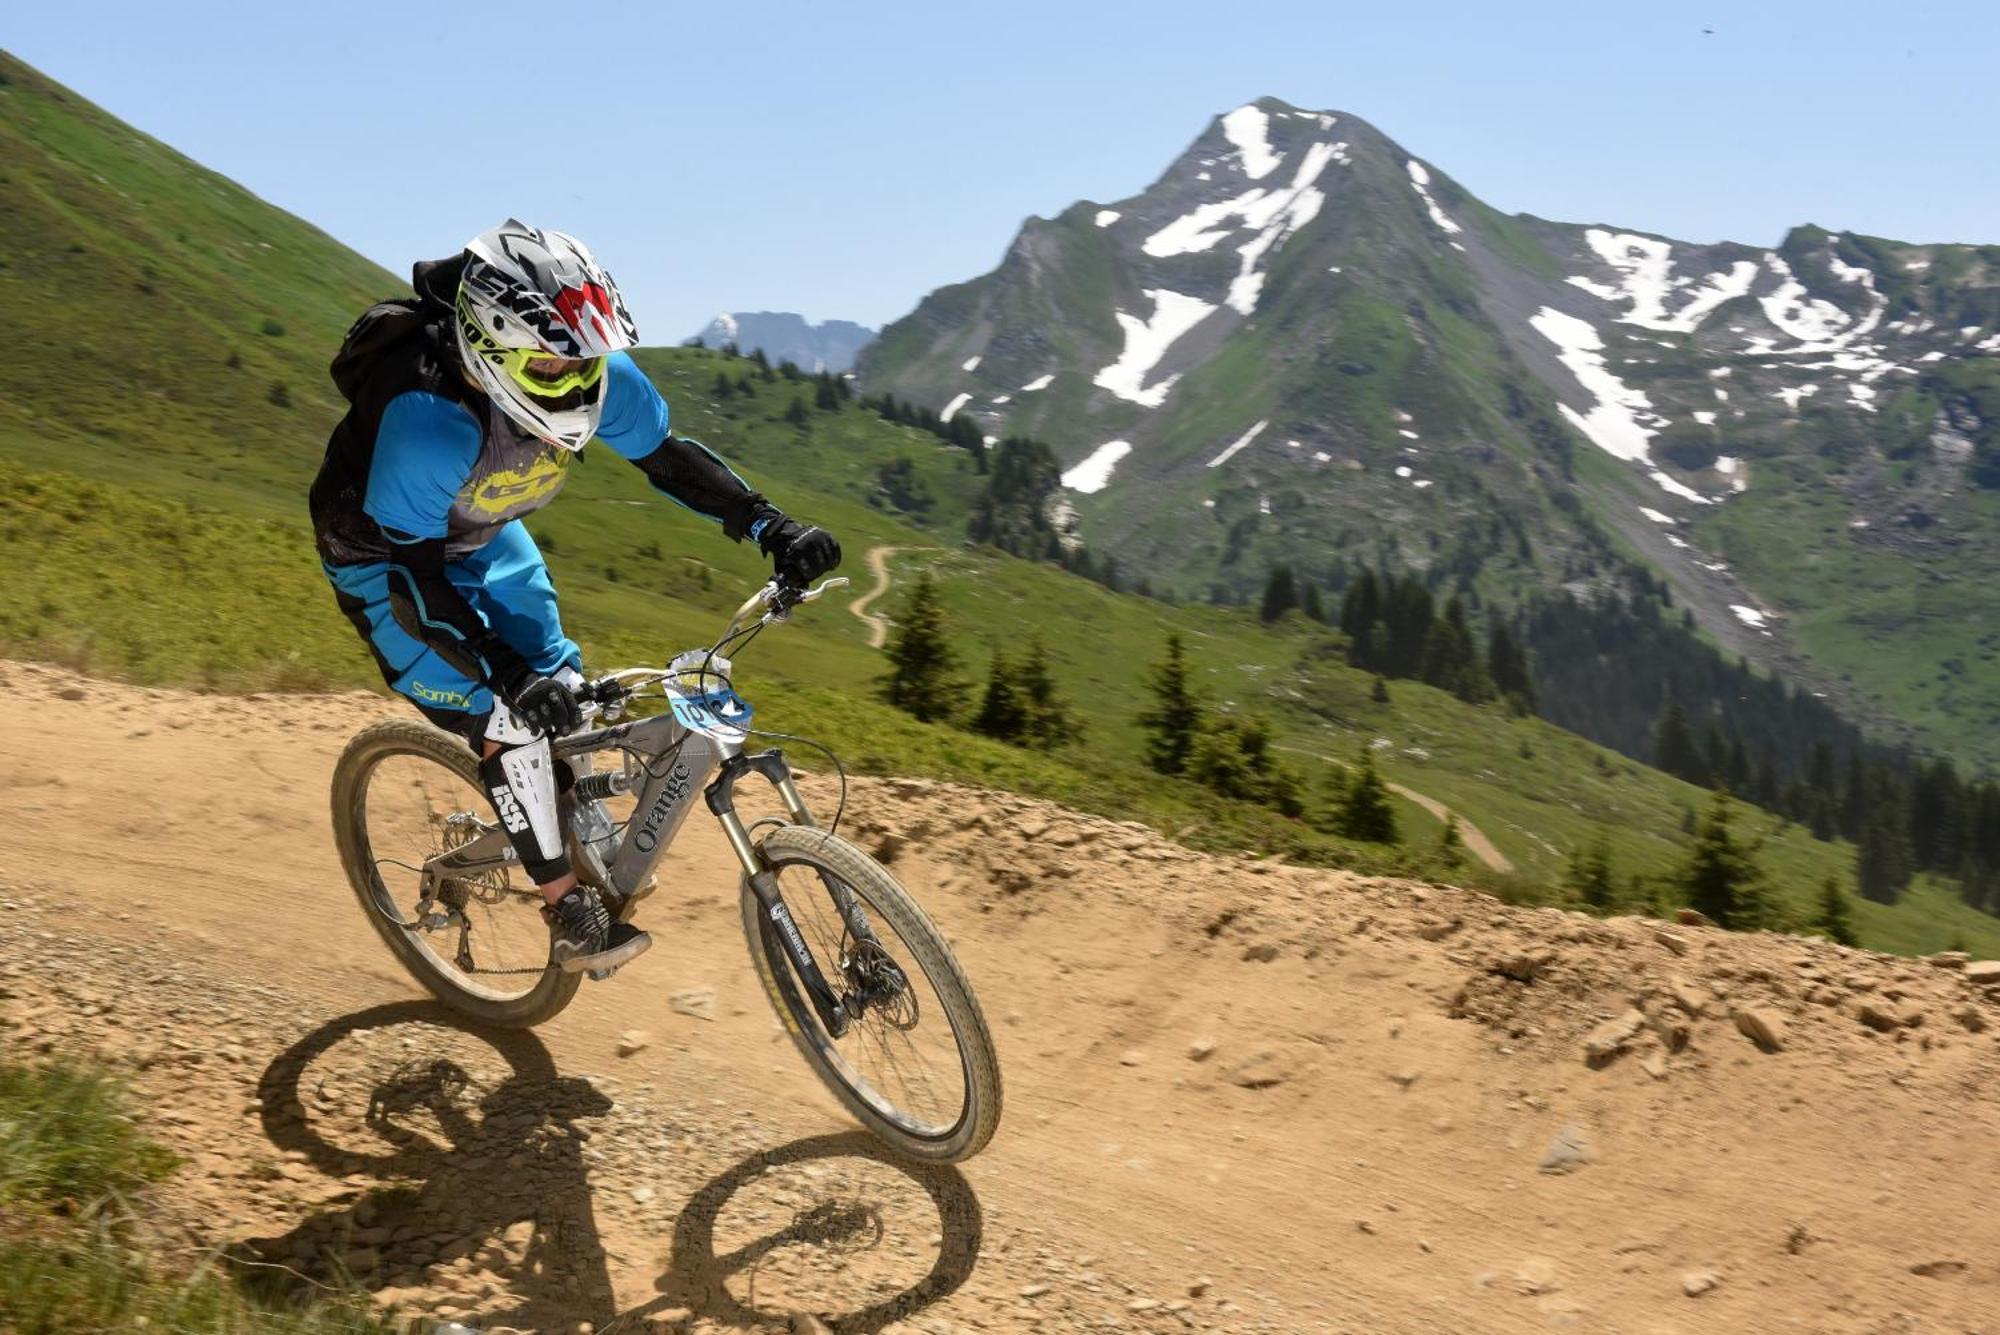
{"left": 2, "top": 52, "right": 1993, "bottom": 956}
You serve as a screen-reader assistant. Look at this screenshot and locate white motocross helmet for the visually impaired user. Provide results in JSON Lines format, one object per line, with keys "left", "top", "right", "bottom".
{"left": 453, "top": 219, "right": 640, "bottom": 451}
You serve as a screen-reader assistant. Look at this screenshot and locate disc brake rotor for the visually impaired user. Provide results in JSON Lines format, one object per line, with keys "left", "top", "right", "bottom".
{"left": 848, "top": 940, "right": 918, "bottom": 1030}
{"left": 437, "top": 811, "right": 511, "bottom": 905}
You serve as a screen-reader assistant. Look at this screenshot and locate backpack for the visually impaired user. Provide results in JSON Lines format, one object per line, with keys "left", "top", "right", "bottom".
{"left": 327, "top": 252, "right": 467, "bottom": 403}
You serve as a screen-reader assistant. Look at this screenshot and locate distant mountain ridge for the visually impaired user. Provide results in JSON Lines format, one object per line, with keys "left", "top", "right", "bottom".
{"left": 688, "top": 311, "right": 875, "bottom": 373}
{"left": 858, "top": 97, "right": 2000, "bottom": 769}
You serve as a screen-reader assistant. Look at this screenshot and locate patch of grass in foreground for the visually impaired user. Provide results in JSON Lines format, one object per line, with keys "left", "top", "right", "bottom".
{"left": 0, "top": 1054, "right": 391, "bottom": 1335}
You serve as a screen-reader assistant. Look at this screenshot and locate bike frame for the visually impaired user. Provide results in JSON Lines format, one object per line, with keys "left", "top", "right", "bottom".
{"left": 418, "top": 612, "right": 862, "bottom": 1035}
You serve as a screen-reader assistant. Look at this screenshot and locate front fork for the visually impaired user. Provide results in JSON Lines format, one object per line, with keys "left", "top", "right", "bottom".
{"left": 706, "top": 750, "right": 854, "bottom": 1039}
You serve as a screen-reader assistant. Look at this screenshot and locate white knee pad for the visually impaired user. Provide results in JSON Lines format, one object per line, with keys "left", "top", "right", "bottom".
{"left": 480, "top": 710, "right": 569, "bottom": 884}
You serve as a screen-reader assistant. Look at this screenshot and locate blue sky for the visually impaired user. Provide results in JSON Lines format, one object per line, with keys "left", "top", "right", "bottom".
{"left": 10, "top": 1, "right": 1997, "bottom": 337}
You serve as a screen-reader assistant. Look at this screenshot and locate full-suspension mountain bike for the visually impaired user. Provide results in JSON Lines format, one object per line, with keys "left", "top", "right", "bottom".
{"left": 329, "top": 577, "right": 1001, "bottom": 1162}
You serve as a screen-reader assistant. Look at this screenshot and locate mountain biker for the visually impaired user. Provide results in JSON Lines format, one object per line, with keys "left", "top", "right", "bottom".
{"left": 309, "top": 219, "right": 841, "bottom": 975}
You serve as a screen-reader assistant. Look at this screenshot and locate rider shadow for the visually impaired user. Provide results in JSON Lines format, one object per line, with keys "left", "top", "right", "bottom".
{"left": 231, "top": 1001, "right": 985, "bottom": 1334}
{"left": 627, "top": 1131, "right": 984, "bottom": 1334}
{"left": 231, "top": 1000, "right": 617, "bottom": 1330}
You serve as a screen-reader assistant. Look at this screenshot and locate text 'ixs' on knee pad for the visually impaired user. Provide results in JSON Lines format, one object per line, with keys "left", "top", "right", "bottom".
{"left": 478, "top": 707, "right": 572, "bottom": 885}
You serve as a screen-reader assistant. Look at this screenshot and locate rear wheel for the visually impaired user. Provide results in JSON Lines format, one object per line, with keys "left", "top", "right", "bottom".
{"left": 741, "top": 825, "right": 1001, "bottom": 1162}
{"left": 331, "top": 719, "right": 577, "bottom": 1028}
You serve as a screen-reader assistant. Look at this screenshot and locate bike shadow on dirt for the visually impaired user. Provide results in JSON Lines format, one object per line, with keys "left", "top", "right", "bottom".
{"left": 230, "top": 1001, "right": 984, "bottom": 1334}
{"left": 230, "top": 999, "right": 618, "bottom": 1329}
{"left": 616, "top": 1130, "right": 983, "bottom": 1334}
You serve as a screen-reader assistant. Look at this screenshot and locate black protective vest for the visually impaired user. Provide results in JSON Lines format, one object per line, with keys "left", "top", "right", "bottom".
{"left": 310, "top": 254, "right": 484, "bottom": 566}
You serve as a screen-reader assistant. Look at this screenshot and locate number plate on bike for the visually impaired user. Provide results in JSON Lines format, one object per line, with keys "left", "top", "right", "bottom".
{"left": 670, "top": 687, "right": 754, "bottom": 739}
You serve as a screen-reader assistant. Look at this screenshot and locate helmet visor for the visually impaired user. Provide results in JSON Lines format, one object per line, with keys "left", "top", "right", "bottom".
{"left": 504, "top": 349, "right": 607, "bottom": 400}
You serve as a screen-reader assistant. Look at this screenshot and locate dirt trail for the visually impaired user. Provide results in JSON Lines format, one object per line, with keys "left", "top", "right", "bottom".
{"left": 5, "top": 658, "right": 2000, "bottom": 1333}
{"left": 849, "top": 545, "right": 933, "bottom": 650}
{"left": 1385, "top": 782, "right": 1514, "bottom": 874}
{"left": 1277, "top": 741, "right": 1513, "bottom": 874}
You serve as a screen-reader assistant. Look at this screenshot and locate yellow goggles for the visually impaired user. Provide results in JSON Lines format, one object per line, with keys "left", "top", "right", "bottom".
{"left": 501, "top": 346, "right": 607, "bottom": 398}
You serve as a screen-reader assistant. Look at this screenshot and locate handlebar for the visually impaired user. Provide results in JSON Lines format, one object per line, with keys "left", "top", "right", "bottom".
{"left": 579, "top": 575, "right": 852, "bottom": 716}
{"left": 720, "top": 575, "right": 852, "bottom": 642}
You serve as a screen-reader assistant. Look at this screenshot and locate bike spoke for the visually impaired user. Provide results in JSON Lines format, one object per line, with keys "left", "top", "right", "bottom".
{"left": 362, "top": 753, "right": 554, "bottom": 998}
{"left": 774, "top": 862, "right": 967, "bottom": 1136}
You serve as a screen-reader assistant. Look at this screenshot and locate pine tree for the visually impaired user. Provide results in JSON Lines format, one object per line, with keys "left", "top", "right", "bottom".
{"left": 784, "top": 395, "right": 811, "bottom": 428}
{"left": 1381, "top": 577, "right": 1435, "bottom": 678}
{"left": 1652, "top": 701, "right": 1707, "bottom": 786}
{"left": 1336, "top": 744, "right": 1399, "bottom": 844}
{"left": 814, "top": 374, "right": 842, "bottom": 411}
{"left": 1486, "top": 620, "right": 1535, "bottom": 711}
{"left": 712, "top": 371, "right": 735, "bottom": 399}
{"left": 1370, "top": 675, "right": 1391, "bottom": 704}
{"left": 881, "top": 574, "right": 965, "bottom": 723}
{"left": 1190, "top": 714, "right": 1305, "bottom": 816}
{"left": 1340, "top": 569, "right": 1383, "bottom": 669}
{"left": 1437, "top": 813, "right": 1465, "bottom": 864}
{"left": 1015, "top": 639, "right": 1076, "bottom": 751}
{"left": 1420, "top": 596, "right": 1492, "bottom": 703}
{"left": 1856, "top": 805, "right": 1914, "bottom": 904}
{"left": 1811, "top": 875, "right": 1859, "bottom": 947}
{"left": 1300, "top": 580, "right": 1326, "bottom": 622}
{"left": 1137, "top": 634, "right": 1203, "bottom": 776}
{"left": 1565, "top": 835, "right": 1617, "bottom": 912}
{"left": 1259, "top": 565, "right": 1299, "bottom": 623}
{"left": 971, "top": 648, "right": 1028, "bottom": 744}
{"left": 1677, "top": 791, "right": 1768, "bottom": 930}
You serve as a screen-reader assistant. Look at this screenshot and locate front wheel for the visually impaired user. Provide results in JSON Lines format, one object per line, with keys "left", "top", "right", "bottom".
{"left": 741, "top": 825, "right": 1002, "bottom": 1162}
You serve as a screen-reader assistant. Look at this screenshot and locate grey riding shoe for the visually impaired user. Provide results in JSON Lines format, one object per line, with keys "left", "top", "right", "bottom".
{"left": 546, "top": 886, "right": 652, "bottom": 975}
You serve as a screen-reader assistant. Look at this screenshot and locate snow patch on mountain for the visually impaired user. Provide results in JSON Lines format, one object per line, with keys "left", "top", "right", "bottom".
{"left": 1139, "top": 140, "right": 1336, "bottom": 317}
{"left": 1226, "top": 141, "right": 1335, "bottom": 314}
{"left": 1144, "top": 192, "right": 1263, "bottom": 257}
{"left": 961, "top": 355, "right": 981, "bottom": 372}
{"left": 1405, "top": 161, "right": 1464, "bottom": 244}
{"left": 1221, "top": 105, "right": 1282, "bottom": 180}
{"left": 1020, "top": 374, "right": 1055, "bottom": 392}
{"left": 1758, "top": 254, "right": 1864, "bottom": 344}
{"left": 1062, "top": 440, "right": 1132, "bottom": 494}
{"left": 1528, "top": 308, "right": 1656, "bottom": 461}
{"left": 1094, "top": 289, "right": 1215, "bottom": 407}
{"left": 1651, "top": 470, "right": 1713, "bottom": 504}
{"left": 1095, "top": 209, "right": 1121, "bottom": 227}
{"left": 1206, "top": 419, "right": 1269, "bottom": 468}
{"left": 941, "top": 392, "right": 971, "bottom": 422}
{"left": 1639, "top": 506, "right": 1675, "bottom": 525}
{"left": 1574, "top": 231, "right": 1757, "bottom": 333}
{"left": 1730, "top": 604, "right": 1772, "bottom": 631}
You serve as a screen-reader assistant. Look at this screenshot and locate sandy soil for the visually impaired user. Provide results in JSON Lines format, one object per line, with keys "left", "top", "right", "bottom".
{"left": 2, "top": 659, "right": 1998, "bottom": 1334}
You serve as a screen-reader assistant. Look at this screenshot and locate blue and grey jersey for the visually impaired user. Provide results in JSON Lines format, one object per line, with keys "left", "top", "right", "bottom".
{"left": 311, "top": 286, "right": 775, "bottom": 696}
{"left": 363, "top": 352, "right": 672, "bottom": 557}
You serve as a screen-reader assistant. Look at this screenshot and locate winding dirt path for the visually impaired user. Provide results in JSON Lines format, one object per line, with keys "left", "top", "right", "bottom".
{"left": 849, "top": 544, "right": 930, "bottom": 649}
{"left": 1385, "top": 782, "right": 1515, "bottom": 873}
{"left": 1278, "top": 741, "right": 1514, "bottom": 873}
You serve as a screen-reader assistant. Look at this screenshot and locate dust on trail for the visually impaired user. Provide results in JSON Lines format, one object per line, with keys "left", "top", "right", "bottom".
{"left": 5, "top": 657, "right": 2000, "bottom": 1333}
{"left": 848, "top": 545, "right": 934, "bottom": 650}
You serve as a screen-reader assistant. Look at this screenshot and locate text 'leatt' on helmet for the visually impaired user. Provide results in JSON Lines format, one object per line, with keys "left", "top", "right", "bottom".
{"left": 454, "top": 219, "right": 640, "bottom": 451}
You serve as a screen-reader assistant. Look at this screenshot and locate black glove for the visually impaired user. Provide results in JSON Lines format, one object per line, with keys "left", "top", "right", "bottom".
{"left": 756, "top": 512, "right": 842, "bottom": 587}
{"left": 494, "top": 665, "right": 582, "bottom": 738}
